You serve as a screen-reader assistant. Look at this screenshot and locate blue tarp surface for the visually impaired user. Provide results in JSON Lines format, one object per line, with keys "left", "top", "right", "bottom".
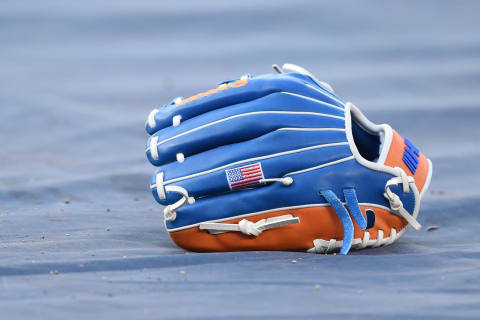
{"left": 1, "top": 1, "right": 479, "bottom": 319}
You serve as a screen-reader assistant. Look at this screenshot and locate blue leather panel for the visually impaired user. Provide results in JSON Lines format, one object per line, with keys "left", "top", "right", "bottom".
{"left": 145, "top": 71, "right": 417, "bottom": 230}
{"left": 153, "top": 144, "right": 352, "bottom": 205}
{"left": 165, "top": 160, "right": 416, "bottom": 229}
{"left": 147, "top": 116, "right": 345, "bottom": 166}
{"left": 146, "top": 73, "right": 345, "bottom": 135}
{"left": 158, "top": 129, "right": 348, "bottom": 184}
{"left": 146, "top": 92, "right": 345, "bottom": 166}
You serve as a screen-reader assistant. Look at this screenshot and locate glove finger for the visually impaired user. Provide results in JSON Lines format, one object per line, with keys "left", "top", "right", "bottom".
{"left": 163, "top": 158, "right": 359, "bottom": 231}
{"left": 150, "top": 129, "right": 352, "bottom": 206}
{"left": 146, "top": 91, "right": 345, "bottom": 166}
{"left": 163, "top": 157, "right": 415, "bottom": 234}
{"left": 145, "top": 73, "right": 345, "bottom": 135}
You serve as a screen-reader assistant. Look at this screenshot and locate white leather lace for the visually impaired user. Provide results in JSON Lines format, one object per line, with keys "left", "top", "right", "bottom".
{"left": 383, "top": 167, "right": 422, "bottom": 230}
{"left": 146, "top": 97, "right": 183, "bottom": 131}
{"left": 147, "top": 108, "right": 158, "bottom": 129}
{"left": 159, "top": 176, "right": 294, "bottom": 222}
{"left": 146, "top": 64, "right": 425, "bottom": 253}
{"left": 308, "top": 166, "right": 421, "bottom": 253}
{"left": 161, "top": 185, "right": 195, "bottom": 222}
{"left": 259, "top": 177, "right": 293, "bottom": 186}
{"left": 309, "top": 228, "right": 400, "bottom": 254}
{"left": 199, "top": 214, "right": 300, "bottom": 236}
{"left": 158, "top": 167, "right": 420, "bottom": 240}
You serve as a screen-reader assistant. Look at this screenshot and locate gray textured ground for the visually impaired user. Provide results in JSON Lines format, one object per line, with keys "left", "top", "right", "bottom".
{"left": 1, "top": 1, "right": 479, "bottom": 319}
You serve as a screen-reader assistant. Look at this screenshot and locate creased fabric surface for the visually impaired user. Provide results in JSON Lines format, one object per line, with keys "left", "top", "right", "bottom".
{"left": 1, "top": 1, "right": 479, "bottom": 319}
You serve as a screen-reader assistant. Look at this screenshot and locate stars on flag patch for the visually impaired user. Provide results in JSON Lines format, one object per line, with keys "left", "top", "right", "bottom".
{"left": 225, "top": 162, "right": 264, "bottom": 190}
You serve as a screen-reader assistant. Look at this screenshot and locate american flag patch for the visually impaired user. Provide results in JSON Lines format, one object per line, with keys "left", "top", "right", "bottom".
{"left": 225, "top": 162, "right": 264, "bottom": 190}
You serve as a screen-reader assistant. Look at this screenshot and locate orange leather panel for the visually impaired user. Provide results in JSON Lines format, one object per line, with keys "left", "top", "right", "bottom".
{"left": 169, "top": 206, "right": 408, "bottom": 252}
{"left": 385, "top": 130, "right": 429, "bottom": 193}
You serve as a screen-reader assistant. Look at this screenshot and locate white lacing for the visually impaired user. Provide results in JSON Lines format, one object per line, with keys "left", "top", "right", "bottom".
{"left": 176, "top": 153, "right": 185, "bottom": 163}
{"left": 272, "top": 63, "right": 335, "bottom": 93}
{"left": 384, "top": 167, "right": 422, "bottom": 230}
{"left": 259, "top": 177, "right": 293, "bottom": 186}
{"left": 162, "top": 186, "right": 195, "bottom": 222}
{"left": 148, "top": 136, "right": 159, "bottom": 160}
{"left": 172, "top": 115, "right": 182, "bottom": 127}
{"left": 199, "top": 214, "right": 300, "bottom": 236}
{"left": 158, "top": 176, "right": 294, "bottom": 222}
{"left": 145, "top": 97, "right": 183, "bottom": 130}
{"left": 308, "top": 227, "right": 401, "bottom": 254}
{"left": 308, "top": 166, "right": 421, "bottom": 254}
{"left": 147, "top": 108, "right": 158, "bottom": 129}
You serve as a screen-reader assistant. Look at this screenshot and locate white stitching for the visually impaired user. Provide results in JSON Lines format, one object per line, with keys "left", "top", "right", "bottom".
{"left": 303, "top": 83, "right": 344, "bottom": 106}
{"left": 280, "top": 92, "right": 343, "bottom": 111}
{"left": 147, "top": 111, "right": 345, "bottom": 151}
{"left": 284, "top": 156, "right": 354, "bottom": 176}
{"left": 166, "top": 202, "right": 395, "bottom": 232}
{"left": 277, "top": 127, "right": 345, "bottom": 132}
{"left": 163, "top": 143, "right": 350, "bottom": 185}
{"left": 145, "top": 127, "right": 345, "bottom": 153}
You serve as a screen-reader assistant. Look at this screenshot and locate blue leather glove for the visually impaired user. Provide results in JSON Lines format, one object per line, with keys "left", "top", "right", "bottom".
{"left": 145, "top": 64, "right": 432, "bottom": 255}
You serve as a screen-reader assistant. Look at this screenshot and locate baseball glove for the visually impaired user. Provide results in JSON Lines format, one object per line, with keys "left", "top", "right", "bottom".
{"left": 145, "top": 63, "right": 433, "bottom": 255}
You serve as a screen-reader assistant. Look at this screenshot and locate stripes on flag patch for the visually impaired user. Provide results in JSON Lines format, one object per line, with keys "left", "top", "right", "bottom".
{"left": 225, "top": 162, "right": 265, "bottom": 190}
